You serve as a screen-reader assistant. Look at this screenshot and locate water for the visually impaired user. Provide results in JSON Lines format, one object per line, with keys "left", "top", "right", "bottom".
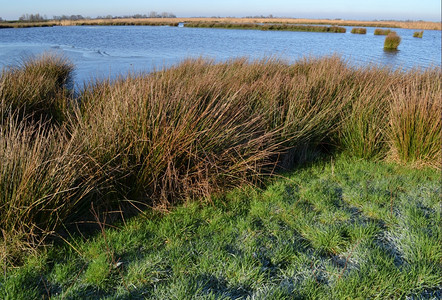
{"left": 0, "top": 25, "right": 440, "bottom": 84}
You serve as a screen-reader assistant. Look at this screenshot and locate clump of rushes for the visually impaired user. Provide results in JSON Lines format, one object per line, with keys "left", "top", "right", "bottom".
{"left": 413, "top": 31, "right": 423, "bottom": 38}
{"left": 374, "top": 28, "right": 392, "bottom": 35}
{"left": 0, "top": 117, "right": 101, "bottom": 266}
{"left": 387, "top": 69, "right": 441, "bottom": 167}
{"left": 74, "top": 56, "right": 351, "bottom": 206}
{"left": 351, "top": 27, "right": 367, "bottom": 34}
{"left": 337, "top": 67, "right": 395, "bottom": 159}
{"left": 384, "top": 32, "right": 401, "bottom": 50}
{"left": 0, "top": 53, "right": 74, "bottom": 123}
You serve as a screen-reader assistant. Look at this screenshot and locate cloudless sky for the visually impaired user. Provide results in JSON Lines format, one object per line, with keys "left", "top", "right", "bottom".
{"left": 0, "top": 0, "right": 440, "bottom": 21}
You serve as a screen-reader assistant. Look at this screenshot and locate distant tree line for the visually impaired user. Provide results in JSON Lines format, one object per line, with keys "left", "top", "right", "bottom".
{"left": 111, "top": 12, "right": 177, "bottom": 19}
{"left": 19, "top": 13, "right": 47, "bottom": 22}
{"left": 53, "top": 15, "right": 88, "bottom": 21}
{"left": 17, "top": 11, "right": 176, "bottom": 22}
{"left": 245, "top": 14, "right": 275, "bottom": 19}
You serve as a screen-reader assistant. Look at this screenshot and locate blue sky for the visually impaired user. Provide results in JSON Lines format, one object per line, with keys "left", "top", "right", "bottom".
{"left": 1, "top": 0, "right": 440, "bottom": 21}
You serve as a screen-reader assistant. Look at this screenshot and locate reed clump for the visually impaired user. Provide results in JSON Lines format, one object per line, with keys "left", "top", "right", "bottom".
{"left": 337, "top": 66, "right": 395, "bottom": 159}
{"left": 1, "top": 54, "right": 441, "bottom": 266}
{"left": 413, "top": 31, "right": 424, "bottom": 38}
{"left": 387, "top": 69, "right": 441, "bottom": 167}
{"left": 0, "top": 53, "right": 74, "bottom": 123}
{"left": 73, "top": 56, "right": 351, "bottom": 205}
{"left": 374, "top": 28, "right": 392, "bottom": 35}
{"left": 384, "top": 32, "right": 401, "bottom": 50}
{"left": 351, "top": 27, "right": 367, "bottom": 34}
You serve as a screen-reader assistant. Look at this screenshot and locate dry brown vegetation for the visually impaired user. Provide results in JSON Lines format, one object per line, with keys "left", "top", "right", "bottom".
{"left": 1, "top": 17, "right": 440, "bottom": 30}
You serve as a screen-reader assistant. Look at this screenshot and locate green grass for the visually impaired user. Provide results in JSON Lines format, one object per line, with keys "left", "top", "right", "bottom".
{"left": 1, "top": 156, "right": 440, "bottom": 299}
{"left": 184, "top": 22, "right": 347, "bottom": 33}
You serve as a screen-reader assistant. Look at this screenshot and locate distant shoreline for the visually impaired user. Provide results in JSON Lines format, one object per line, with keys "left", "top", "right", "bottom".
{"left": 1, "top": 17, "right": 440, "bottom": 30}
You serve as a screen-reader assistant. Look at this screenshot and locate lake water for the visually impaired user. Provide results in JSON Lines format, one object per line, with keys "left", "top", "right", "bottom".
{"left": 0, "top": 25, "right": 440, "bottom": 84}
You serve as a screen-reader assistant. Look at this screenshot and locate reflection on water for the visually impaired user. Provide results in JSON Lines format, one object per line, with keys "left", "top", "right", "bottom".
{"left": 383, "top": 49, "right": 400, "bottom": 55}
{"left": 0, "top": 25, "right": 440, "bottom": 84}
{"left": 382, "top": 48, "right": 400, "bottom": 64}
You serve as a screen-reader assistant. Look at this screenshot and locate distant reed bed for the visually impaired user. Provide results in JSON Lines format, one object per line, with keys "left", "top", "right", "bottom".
{"left": 1, "top": 54, "right": 440, "bottom": 263}
{"left": 68, "top": 20, "right": 179, "bottom": 27}
{"left": 184, "top": 22, "right": 347, "bottom": 33}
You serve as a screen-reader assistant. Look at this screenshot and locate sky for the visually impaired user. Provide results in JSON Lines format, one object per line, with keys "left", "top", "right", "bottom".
{"left": 0, "top": 0, "right": 440, "bottom": 21}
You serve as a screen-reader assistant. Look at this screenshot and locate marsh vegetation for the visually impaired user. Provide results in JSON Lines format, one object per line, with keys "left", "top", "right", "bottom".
{"left": 0, "top": 54, "right": 440, "bottom": 298}
{"left": 184, "top": 22, "right": 347, "bottom": 33}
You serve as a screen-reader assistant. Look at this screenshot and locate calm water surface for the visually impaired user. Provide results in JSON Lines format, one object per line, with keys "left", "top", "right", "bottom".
{"left": 0, "top": 25, "right": 440, "bottom": 84}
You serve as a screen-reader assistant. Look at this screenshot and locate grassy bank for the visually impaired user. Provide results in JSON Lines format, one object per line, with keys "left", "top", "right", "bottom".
{"left": 1, "top": 17, "right": 440, "bottom": 30}
{"left": 0, "top": 55, "right": 441, "bottom": 272}
{"left": 1, "top": 156, "right": 440, "bottom": 299}
{"left": 184, "top": 22, "right": 347, "bottom": 33}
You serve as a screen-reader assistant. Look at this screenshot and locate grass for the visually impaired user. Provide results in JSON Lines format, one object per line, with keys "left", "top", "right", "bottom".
{"left": 184, "top": 22, "right": 347, "bottom": 33}
{"left": 1, "top": 156, "right": 440, "bottom": 299}
{"left": 374, "top": 28, "right": 392, "bottom": 35}
{"left": 384, "top": 32, "right": 401, "bottom": 50}
{"left": 0, "top": 55, "right": 440, "bottom": 280}
{"left": 350, "top": 27, "right": 367, "bottom": 34}
{"left": 413, "top": 31, "right": 424, "bottom": 38}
